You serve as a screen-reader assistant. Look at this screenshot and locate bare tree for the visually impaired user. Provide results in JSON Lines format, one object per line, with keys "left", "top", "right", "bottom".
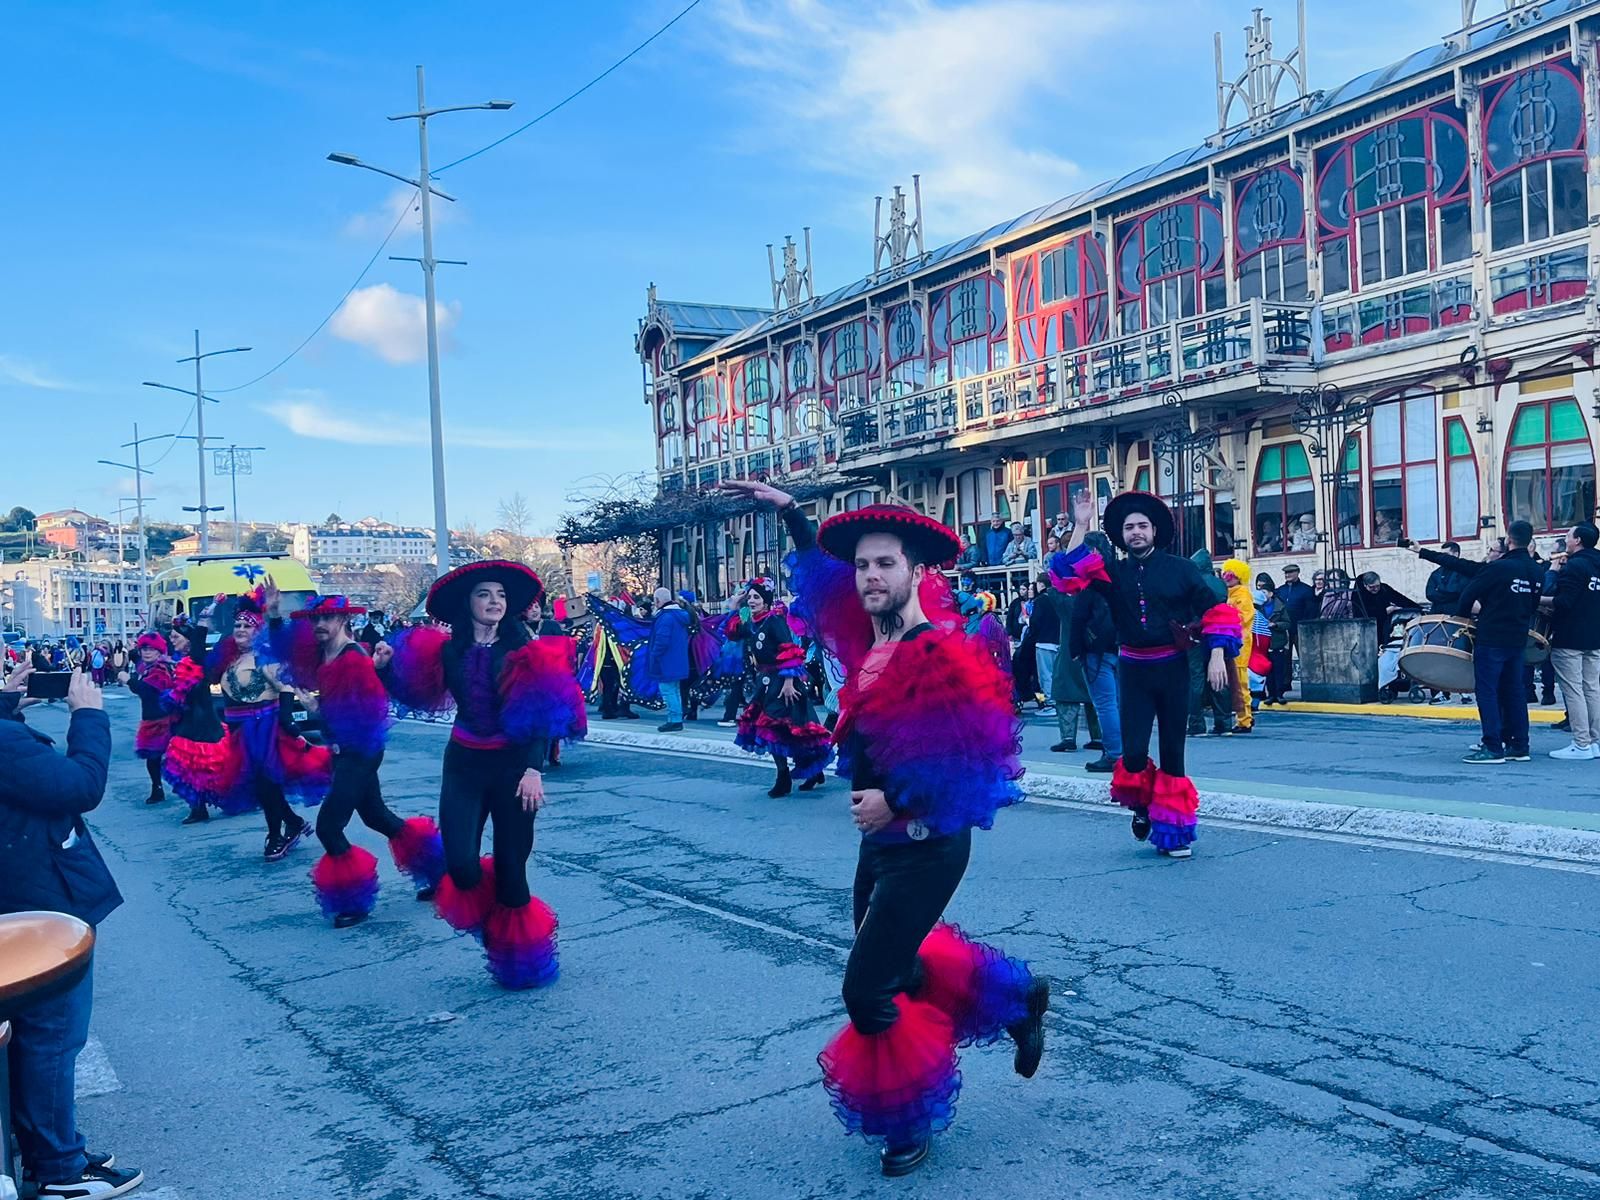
{"left": 375, "top": 563, "right": 431, "bottom": 618}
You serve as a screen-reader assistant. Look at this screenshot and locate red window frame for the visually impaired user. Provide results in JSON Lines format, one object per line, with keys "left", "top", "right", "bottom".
{"left": 1503, "top": 398, "right": 1597, "bottom": 534}
{"left": 1115, "top": 195, "right": 1225, "bottom": 333}
{"left": 1250, "top": 441, "right": 1315, "bottom": 556}
{"left": 1010, "top": 234, "right": 1109, "bottom": 362}
{"left": 1368, "top": 393, "right": 1439, "bottom": 545}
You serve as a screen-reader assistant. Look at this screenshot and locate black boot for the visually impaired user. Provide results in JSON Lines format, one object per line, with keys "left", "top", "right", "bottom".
{"left": 880, "top": 1139, "right": 931, "bottom": 1177}
{"left": 181, "top": 805, "right": 210, "bottom": 826}
{"left": 1131, "top": 808, "right": 1152, "bottom": 841}
{"left": 768, "top": 767, "right": 792, "bottom": 798}
{"left": 1007, "top": 977, "right": 1050, "bottom": 1078}
{"left": 146, "top": 784, "right": 166, "bottom": 805}
{"left": 798, "top": 773, "right": 824, "bottom": 791}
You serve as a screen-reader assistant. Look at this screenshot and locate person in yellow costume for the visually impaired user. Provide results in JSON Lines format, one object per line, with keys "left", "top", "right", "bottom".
{"left": 1221, "top": 559, "right": 1255, "bottom": 733}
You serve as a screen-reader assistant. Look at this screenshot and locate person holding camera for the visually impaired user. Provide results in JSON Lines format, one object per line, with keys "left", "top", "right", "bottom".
{"left": 0, "top": 665, "right": 145, "bottom": 1198}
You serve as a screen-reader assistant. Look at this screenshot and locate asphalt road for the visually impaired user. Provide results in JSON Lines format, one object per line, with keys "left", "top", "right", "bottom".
{"left": 35, "top": 698, "right": 1600, "bottom": 1199}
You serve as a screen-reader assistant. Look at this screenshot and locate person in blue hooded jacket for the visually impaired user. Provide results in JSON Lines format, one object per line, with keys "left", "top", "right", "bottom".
{"left": 0, "top": 664, "right": 145, "bottom": 1198}
{"left": 647, "top": 587, "right": 693, "bottom": 732}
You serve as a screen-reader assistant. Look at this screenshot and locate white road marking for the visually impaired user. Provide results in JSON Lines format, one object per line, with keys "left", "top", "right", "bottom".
{"left": 75, "top": 1035, "right": 121, "bottom": 1098}
{"left": 590, "top": 738, "right": 1600, "bottom": 876}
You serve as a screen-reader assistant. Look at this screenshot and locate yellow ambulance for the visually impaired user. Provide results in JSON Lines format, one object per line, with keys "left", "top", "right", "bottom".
{"left": 148, "top": 552, "right": 318, "bottom": 629}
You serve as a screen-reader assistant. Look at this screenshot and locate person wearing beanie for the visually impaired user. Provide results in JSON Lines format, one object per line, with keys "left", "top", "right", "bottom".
{"left": 121, "top": 630, "right": 177, "bottom": 804}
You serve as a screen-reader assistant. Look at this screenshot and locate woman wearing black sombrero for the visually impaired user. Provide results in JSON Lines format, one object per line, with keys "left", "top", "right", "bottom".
{"left": 1051, "top": 490, "right": 1243, "bottom": 858}
{"left": 375, "top": 561, "right": 587, "bottom": 988}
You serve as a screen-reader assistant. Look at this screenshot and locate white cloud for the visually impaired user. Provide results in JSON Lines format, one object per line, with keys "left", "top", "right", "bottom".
{"left": 340, "top": 187, "right": 458, "bottom": 239}
{"left": 260, "top": 391, "right": 638, "bottom": 453}
{"left": 329, "top": 283, "right": 459, "bottom": 365}
{"left": 710, "top": 0, "right": 1129, "bottom": 233}
{"left": 0, "top": 354, "right": 74, "bottom": 391}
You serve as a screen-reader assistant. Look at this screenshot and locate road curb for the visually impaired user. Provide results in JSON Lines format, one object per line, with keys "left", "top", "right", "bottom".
{"left": 585, "top": 727, "right": 1600, "bottom": 866}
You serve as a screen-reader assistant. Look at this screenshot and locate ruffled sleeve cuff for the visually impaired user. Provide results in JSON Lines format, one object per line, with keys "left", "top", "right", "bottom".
{"left": 1200, "top": 603, "right": 1244, "bottom": 657}
{"left": 1047, "top": 547, "right": 1109, "bottom": 594}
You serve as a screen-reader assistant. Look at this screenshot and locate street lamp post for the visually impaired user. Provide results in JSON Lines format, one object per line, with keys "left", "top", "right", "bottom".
{"left": 144, "top": 334, "right": 251, "bottom": 554}
{"left": 99, "top": 423, "right": 163, "bottom": 634}
{"left": 328, "top": 68, "right": 513, "bottom": 573}
{"left": 214, "top": 445, "right": 266, "bottom": 551}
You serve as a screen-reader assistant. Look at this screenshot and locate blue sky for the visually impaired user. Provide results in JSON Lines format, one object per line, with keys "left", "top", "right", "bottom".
{"left": 5, "top": 0, "right": 1460, "bottom": 533}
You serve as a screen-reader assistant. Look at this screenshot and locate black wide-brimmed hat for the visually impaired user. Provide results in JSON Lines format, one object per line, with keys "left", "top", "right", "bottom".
{"left": 1101, "top": 491, "right": 1176, "bottom": 552}
{"left": 817, "top": 504, "right": 963, "bottom": 566}
{"left": 425, "top": 560, "right": 544, "bottom": 624}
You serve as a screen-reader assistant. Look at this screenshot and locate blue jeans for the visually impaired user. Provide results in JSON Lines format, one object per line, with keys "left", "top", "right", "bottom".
{"left": 9, "top": 954, "right": 93, "bottom": 1183}
{"left": 661, "top": 681, "right": 684, "bottom": 725}
{"left": 1473, "top": 643, "right": 1528, "bottom": 755}
{"left": 1083, "top": 652, "right": 1123, "bottom": 757}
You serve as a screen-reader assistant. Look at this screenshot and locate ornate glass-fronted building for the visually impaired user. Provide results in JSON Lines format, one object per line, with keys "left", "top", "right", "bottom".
{"left": 636, "top": 0, "right": 1600, "bottom": 601}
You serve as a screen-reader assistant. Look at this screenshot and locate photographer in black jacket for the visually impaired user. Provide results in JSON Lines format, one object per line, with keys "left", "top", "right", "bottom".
{"left": 1457, "top": 520, "right": 1544, "bottom": 764}
{"left": 1543, "top": 522, "right": 1600, "bottom": 760}
{"left": 0, "top": 665, "right": 144, "bottom": 1197}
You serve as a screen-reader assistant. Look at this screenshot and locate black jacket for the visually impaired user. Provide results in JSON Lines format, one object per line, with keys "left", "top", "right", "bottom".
{"left": 1028, "top": 593, "right": 1061, "bottom": 645}
{"left": 1277, "top": 579, "right": 1318, "bottom": 627}
{"left": 1068, "top": 587, "right": 1117, "bottom": 659}
{"left": 0, "top": 699, "right": 123, "bottom": 925}
{"left": 1418, "top": 548, "right": 1475, "bottom": 612}
{"left": 1352, "top": 583, "right": 1421, "bottom": 647}
{"left": 1091, "top": 550, "right": 1222, "bottom": 651}
{"left": 1550, "top": 546, "right": 1600, "bottom": 651}
{"left": 1457, "top": 548, "right": 1544, "bottom": 648}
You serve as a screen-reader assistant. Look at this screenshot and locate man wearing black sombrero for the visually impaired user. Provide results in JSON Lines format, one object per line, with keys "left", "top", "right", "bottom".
{"left": 374, "top": 561, "right": 587, "bottom": 988}
{"left": 1052, "top": 491, "right": 1243, "bottom": 858}
{"left": 723, "top": 480, "right": 1047, "bottom": 1179}
{"left": 258, "top": 595, "right": 446, "bottom": 929}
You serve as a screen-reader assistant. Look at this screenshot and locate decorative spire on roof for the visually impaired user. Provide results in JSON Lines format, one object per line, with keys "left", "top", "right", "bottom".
{"left": 1213, "top": 3, "right": 1311, "bottom": 137}
{"left": 1451, "top": 0, "right": 1544, "bottom": 51}
{"left": 872, "top": 175, "right": 925, "bottom": 279}
{"left": 767, "top": 230, "right": 814, "bottom": 312}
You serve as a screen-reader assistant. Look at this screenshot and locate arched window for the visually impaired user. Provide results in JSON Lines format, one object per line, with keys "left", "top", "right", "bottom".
{"left": 884, "top": 302, "right": 927, "bottom": 398}
{"left": 1370, "top": 393, "right": 1439, "bottom": 544}
{"left": 1336, "top": 436, "right": 1364, "bottom": 547}
{"left": 1116, "top": 195, "right": 1225, "bottom": 332}
{"left": 1316, "top": 103, "right": 1470, "bottom": 295}
{"left": 932, "top": 274, "right": 1008, "bottom": 384}
{"left": 687, "top": 375, "right": 722, "bottom": 461}
{"left": 1234, "top": 165, "right": 1308, "bottom": 302}
{"left": 841, "top": 489, "right": 877, "bottom": 512}
{"left": 1483, "top": 61, "right": 1588, "bottom": 253}
{"left": 1504, "top": 398, "right": 1596, "bottom": 533}
{"left": 1252, "top": 442, "right": 1313, "bottom": 555}
{"left": 1012, "top": 234, "right": 1110, "bottom": 360}
{"left": 1444, "top": 417, "right": 1481, "bottom": 540}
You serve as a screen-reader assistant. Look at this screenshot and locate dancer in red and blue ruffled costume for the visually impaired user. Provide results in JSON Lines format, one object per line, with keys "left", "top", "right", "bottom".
{"left": 723, "top": 479, "right": 1048, "bottom": 1179}
{"left": 161, "top": 615, "right": 239, "bottom": 826}
{"left": 728, "top": 576, "right": 833, "bottom": 797}
{"left": 1052, "top": 490, "right": 1242, "bottom": 858}
{"left": 375, "top": 561, "right": 586, "bottom": 988}
{"left": 123, "top": 631, "right": 177, "bottom": 805}
{"left": 211, "top": 584, "right": 329, "bottom": 862}
{"left": 257, "top": 595, "right": 446, "bottom": 929}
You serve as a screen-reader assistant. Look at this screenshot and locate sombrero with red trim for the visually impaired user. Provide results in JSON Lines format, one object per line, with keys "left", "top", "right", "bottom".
{"left": 816, "top": 504, "right": 963, "bottom": 566}
{"left": 291, "top": 594, "right": 367, "bottom": 619}
{"left": 425, "top": 560, "right": 544, "bottom": 623}
{"left": 1101, "top": 491, "right": 1176, "bottom": 552}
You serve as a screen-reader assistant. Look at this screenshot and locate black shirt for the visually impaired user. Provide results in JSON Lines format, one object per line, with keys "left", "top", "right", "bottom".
{"left": 1457, "top": 548, "right": 1544, "bottom": 648}
{"left": 1550, "top": 546, "right": 1600, "bottom": 651}
{"left": 1093, "top": 550, "right": 1220, "bottom": 650}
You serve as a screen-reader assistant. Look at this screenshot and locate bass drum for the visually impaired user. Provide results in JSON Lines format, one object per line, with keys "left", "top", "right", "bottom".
{"left": 1396, "top": 616, "right": 1477, "bottom": 693}
{"left": 1526, "top": 615, "right": 1553, "bottom": 665}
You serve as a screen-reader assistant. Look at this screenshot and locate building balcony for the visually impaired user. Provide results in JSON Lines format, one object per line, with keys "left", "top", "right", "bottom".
{"left": 837, "top": 298, "right": 1316, "bottom": 466}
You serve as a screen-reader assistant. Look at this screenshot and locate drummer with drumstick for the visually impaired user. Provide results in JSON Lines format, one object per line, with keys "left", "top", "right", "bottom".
{"left": 1433, "top": 520, "right": 1545, "bottom": 764}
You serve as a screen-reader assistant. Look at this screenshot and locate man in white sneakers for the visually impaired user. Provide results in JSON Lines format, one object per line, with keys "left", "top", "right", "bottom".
{"left": 1545, "top": 521, "right": 1600, "bottom": 761}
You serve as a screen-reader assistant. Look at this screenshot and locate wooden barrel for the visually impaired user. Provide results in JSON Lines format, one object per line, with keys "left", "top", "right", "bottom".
{"left": 0, "top": 912, "right": 95, "bottom": 1018}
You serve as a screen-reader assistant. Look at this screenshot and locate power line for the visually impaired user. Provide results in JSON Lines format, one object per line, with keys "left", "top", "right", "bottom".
{"left": 208, "top": 191, "right": 418, "bottom": 394}
{"left": 434, "top": 0, "right": 706, "bottom": 175}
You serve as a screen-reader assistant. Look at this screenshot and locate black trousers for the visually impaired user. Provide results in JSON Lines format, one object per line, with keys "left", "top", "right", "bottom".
{"left": 599, "top": 661, "right": 629, "bottom": 717}
{"left": 721, "top": 674, "right": 747, "bottom": 722}
{"left": 1266, "top": 647, "right": 1292, "bottom": 701}
{"left": 144, "top": 757, "right": 163, "bottom": 789}
{"left": 316, "top": 751, "right": 404, "bottom": 856}
{"left": 1121, "top": 654, "right": 1190, "bottom": 778}
{"left": 842, "top": 829, "right": 972, "bottom": 1035}
{"left": 679, "top": 678, "right": 698, "bottom": 722}
{"left": 252, "top": 777, "right": 296, "bottom": 839}
{"left": 1188, "top": 646, "right": 1231, "bottom": 726}
{"left": 439, "top": 741, "right": 535, "bottom": 907}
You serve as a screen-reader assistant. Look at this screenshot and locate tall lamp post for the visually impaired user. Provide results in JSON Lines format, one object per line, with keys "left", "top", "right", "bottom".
{"left": 328, "top": 67, "right": 513, "bottom": 573}
{"left": 98, "top": 422, "right": 162, "bottom": 632}
{"left": 143, "top": 333, "right": 250, "bottom": 553}
{"left": 214, "top": 445, "right": 266, "bottom": 551}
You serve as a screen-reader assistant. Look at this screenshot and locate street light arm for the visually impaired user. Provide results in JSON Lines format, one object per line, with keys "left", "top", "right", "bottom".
{"left": 97, "top": 459, "right": 153, "bottom": 475}
{"left": 142, "top": 381, "right": 220, "bottom": 404}
{"left": 388, "top": 100, "right": 514, "bottom": 121}
{"left": 176, "top": 346, "right": 251, "bottom": 363}
{"left": 327, "top": 154, "right": 457, "bottom": 201}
